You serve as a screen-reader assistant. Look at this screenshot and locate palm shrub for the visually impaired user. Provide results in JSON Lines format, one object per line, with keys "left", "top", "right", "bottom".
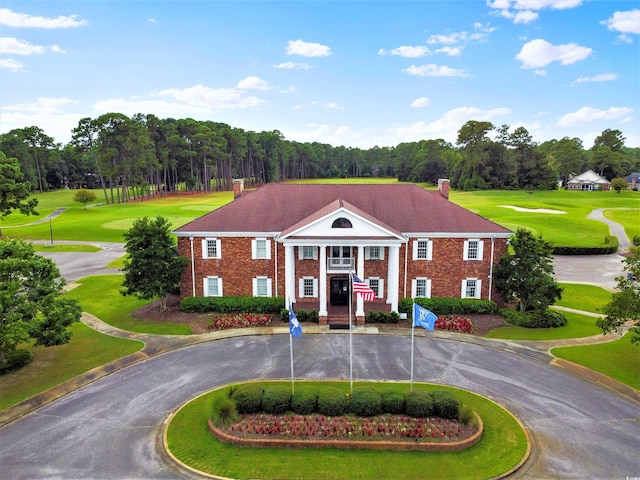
{"left": 349, "top": 387, "right": 382, "bottom": 417}
{"left": 262, "top": 387, "right": 292, "bottom": 414}
{"left": 381, "top": 389, "right": 405, "bottom": 414}
{"left": 232, "top": 384, "right": 264, "bottom": 414}
{"left": 404, "top": 390, "right": 434, "bottom": 417}
{"left": 211, "top": 398, "right": 240, "bottom": 428}
{"left": 291, "top": 387, "right": 318, "bottom": 414}
{"left": 432, "top": 390, "right": 460, "bottom": 419}
{"left": 317, "top": 387, "right": 348, "bottom": 416}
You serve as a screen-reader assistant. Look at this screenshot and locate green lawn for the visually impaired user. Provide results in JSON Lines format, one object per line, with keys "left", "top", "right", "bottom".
{"left": 552, "top": 333, "right": 640, "bottom": 390}
{"left": 554, "top": 283, "right": 612, "bottom": 313}
{"left": 32, "top": 244, "right": 101, "bottom": 253}
{"left": 167, "top": 381, "right": 528, "bottom": 480}
{"left": 485, "top": 312, "right": 601, "bottom": 340}
{"left": 0, "top": 322, "right": 143, "bottom": 410}
{"left": 602, "top": 208, "right": 640, "bottom": 243}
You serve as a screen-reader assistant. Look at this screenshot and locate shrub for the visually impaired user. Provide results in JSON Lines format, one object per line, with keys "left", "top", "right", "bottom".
{"left": 633, "top": 235, "right": 640, "bottom": 247}
{"left": 211, "top": 398, "right": 240, "bottom": 427}
{"left": 501, "top": 308, "right": 567, "bottom": 328}
{"left": 552, "top": 236, "right": 618, "bottom": 255}
{"left": 232, "top": 384, "right": 264, "bottom": 414}
{"left": 432, "top": 390, "right": 460, "bottom": 419}
{"left": 291, "top": 387, "right": 318, "bottom": 415}
{"left": 180, "top": 296, "right": 284, "bottom": 314}
{"left": 400, "top": 297, "right": 497, "bottom": 316}
{"left": 280, "top": 309, "right": 319, "bottom": 323}
{"left": 349, "top": 387, "right": 382, "bottom": 417}
{"left": 404, "top": 390, "right": 434, "bottom": 418}
{"left": 365, "top": 310, "right": 400, "bottom": 324}
{"left": 262, "top": 387, "right": 292, "bottom": 414}
{"left": 381, "top": 389, "right": 405, "bottom": 414}
{"left": 0, "top": 349, "right": 33, "bottom": 375}
{"left": 458, "top": 403, "right": 478, "bottom": 427}
{"left": 317, "top": 387, "right": 349, "bottom": 416}
{"left": 435, "top": 315, "right": 474, "bottom": 333}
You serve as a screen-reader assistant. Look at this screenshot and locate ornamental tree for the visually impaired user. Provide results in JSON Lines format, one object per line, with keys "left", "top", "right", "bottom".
{"left": 597, "top": 246, "right": 640, "bottom": 344}
{"left": 0, "top": 239, "right": 81, "bottom": 365}
{"left": 494, "top": 228, "right": 563, "bottom": 312}
{"left": 610, "top": 178, "right": 628, "bottom": 193}
{"left": 121, "top": 216, "right": 188, "bottom": 310}
{"left": 73, "top": 188, "right": 97, "bottom": 210}
{"left": 0, "top": 152, "right": 39, "bottom": 236}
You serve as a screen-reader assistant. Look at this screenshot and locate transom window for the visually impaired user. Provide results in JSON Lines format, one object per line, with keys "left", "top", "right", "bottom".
{"left": 332, "top": 217, "right": 352, "bottom": 228}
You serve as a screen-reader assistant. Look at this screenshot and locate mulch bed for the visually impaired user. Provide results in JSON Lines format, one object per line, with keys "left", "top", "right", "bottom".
{"left": 132, "top": 295, "right": 510, "bottom": 336}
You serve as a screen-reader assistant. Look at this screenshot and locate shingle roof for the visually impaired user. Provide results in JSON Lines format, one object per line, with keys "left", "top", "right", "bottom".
{"left": 174, "top": 183, "right": 512, "bottom": 236}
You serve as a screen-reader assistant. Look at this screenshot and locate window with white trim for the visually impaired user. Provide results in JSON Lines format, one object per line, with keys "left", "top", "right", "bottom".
{"left": 411, "top": 278, "right": 432, "bottom": 298}
{"left": 298, "top": 277, "right": 318, "bottom": 298}
{"left": 463, "top": 239, "right": 484, "bottom": 261}
{"left": 365, "top": 246, "right": 384, "bottom": 260}
{"left": 299, "top": 246, "right": 318, "bottom": 260}
{"left": 253, "top": 277, "right": 272, "bottom": 297}
{"left": 366, "top": 277, "right": 384, "bottom": 298}
{"left": 204, "top": 276, "right": 223, "bottom": 297}
{"left": 202, "top": 238, "right": 221, "bottom": 259}
{"left": 461, "top": 278, "right": 482, "bottom": 299}
{"left": 252, "top": 238, "right": 271, "bottom": 259}
{"left": 412, "top": 239, "right": 433, "bottom": 260}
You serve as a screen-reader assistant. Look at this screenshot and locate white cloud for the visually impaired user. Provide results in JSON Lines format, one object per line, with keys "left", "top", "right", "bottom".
{"left": 403, "top": 64, "right": 470, "bottom": 77}
{"left": 378, "top": 45, "right": 431, "bottom": 58}
{"left": 94, "top": 98, "right": 211, "bottom": 117}
{"left": 487, "top": 0, "right": 582, "bottom": 24}
{"left": 148, "top": 18, "right": 157, "bottom": 24}
{"left": 427, "top": 33, "right": 465, "bottom": 45}
{"left": 309, "top": 101, "right": 344, "bottom": 110}
{"left": 0, "top": 37, "right": 65, "bottom": 55}
{"left": 410, "top": 97, "right": 430, "bottom": 108}
{"left": 601, "top": 9, "right": 640, "bottom": 35}
{"left": 153, "top": 84, "right": 266, "bottom": 109}
{"left": 557, "top": 106, "right": 634, "bottom": 126}
{"left": 515, "top": 39, "right": 591, "bottom": 69}
{"left": 0, "top": 58, "right": 25, "bottom": 72}
{"left": 286, "top": 39, "right": 331, "bottom": 57}
{"left": 273, "top": 61, "right": 313, "bottom": 70}
{"left": 435, "top": 46, "right": 462, "bottom": 56}
{"left": 513, "top": 10, "right": 539, "bottom": 23}
{"left": 0, "top": 8, "right": 88, "bottom": 28}
{"left": 513, "top": 0, "right": 583, "bottom": 9}
{"left": 236, "top": 76, "right": 269, "bottom": 91}
{"left": 573, "top": 73, "right": 617, "bottom": 85}
{"left": 0, "top": 97, "right": 81, "bottom": 143}
{"left": 427, "top": 23, "right": 494, "bottom": 46}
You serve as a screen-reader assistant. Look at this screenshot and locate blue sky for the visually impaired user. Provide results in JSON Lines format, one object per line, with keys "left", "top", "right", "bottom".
{"left": 1, "top": 1, "right": 639, "bottom": 149}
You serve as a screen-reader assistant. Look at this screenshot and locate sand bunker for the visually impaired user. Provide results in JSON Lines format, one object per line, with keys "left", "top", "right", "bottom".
{"left": 499, "top": 205, "right": 566, "bottom": 214}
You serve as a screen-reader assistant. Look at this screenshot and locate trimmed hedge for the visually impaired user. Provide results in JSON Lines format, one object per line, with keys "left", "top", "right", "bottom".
{"left": 281, "top": 309, "right": 319, "bottom": 323}
{"left": 404, "top": 390, "right": 434, "bottom": 418}
{"left": 432, "top": 390, "right": 460, "bottom": 420}
{"left": 349, "top": 387, "right": 382, "bottom": 417}
{"left": 291, "top": 387, "right": 319, "bottom": 415}
{"left": 317, "top": 387, "right": 349, "bottom": 417}
{"left": 400, "top": 297, "right": 497, "bottom": 316}
{"left": 365, "top": 310, "right": 400, "bottom": 324}
{"left": 553, "top": 235, "right": 618, "bottom": 255}
{"left": 500, "top": 308, "right": 567, "bottom": 328}
{"left": 381, "top": 389, "right": 405, "bottom": 414}
{"left": 0, "top": 349, "right": 33, "bottom": 375}
{"left": 262, "top": 387, "right": 292, "bottom": 414}
{"left": 232, "top": 384, "right": 264, "bottom": 414}
{"left": 181, "top": 296, "right": 284, "bottom": 314}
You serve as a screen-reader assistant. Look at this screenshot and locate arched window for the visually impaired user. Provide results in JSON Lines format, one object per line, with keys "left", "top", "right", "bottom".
{"left": 332, "top": 217, "right": 352, "bottom": 228}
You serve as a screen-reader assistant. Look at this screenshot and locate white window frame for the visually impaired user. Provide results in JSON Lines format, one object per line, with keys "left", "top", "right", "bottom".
{"left": 366, "top": 277, "right": 384, "bottom": 298}
{"left": 252, "top": 276, "right": 273, "bottom": 297}
{"left": 461, "top": 278, "right": 482, "bottom": 299}
{"left": 298, "top": 246, "right": 318, "bottom": 260}
{"left": 412, "top": 239, "right": 433, "bottom": 260}
{"left": 365, "top": 246, "right": 384, "bottom": 260}
{"left": 202, "top": 238, "right": 221, "bottom": 259}
{"left": 298, "top": 276, "right": 319, "bottom": 298}
{"left": 411, "top": 278, "right": 432, "bottom": 298}
{"left": 463, "top": 239, "right": 484, "bottom": 261}
{"left": 203, "top": 276, "right": 223, "bottom": 297}
{"left": 252, "top": 238, "right": 271, "bottom": 259}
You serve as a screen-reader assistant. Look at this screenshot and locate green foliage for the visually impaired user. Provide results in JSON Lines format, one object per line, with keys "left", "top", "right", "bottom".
{"left": 500, "top": 308, "right": 567, "bottom": 328}
{"left": 458, "top": 403, "right": 478, "bottom": 427}
{"left": 291, "top": 387, "right": 319, "bottom": 415}
{"left": 380, "top": 389, "right": 405, "bottom": 414}
{"left": 634, "top": 235, "right": 640, "bottom": 247}
{"left": 404, "top": 390, "right": 434, "bottom": 418}
{"left": 231, "top": 384, "right": 264, "bottom": 414}
{"left": 121, "top": 216, "right": 189, "bottom": 310}
{"left": 72, "top": 188, "right": 97, "bottom": 210}
{"left": 494, "top": 228, "right": 562, "bottom": 312}
{"left": 181, "top": 296, "right": 284, "bottom": 314}
{"left": 432, "top": 390, "right": 460, "bottom": 419}
{"left": 0, "top": 349, "right": 33, "bottom": 375}
{"left": 211, "top": 398, "right": 240, "bottom": 428}
{"left": 261, "top": 387, "right": 292, "bottom": 414}
{"left": 0, "top": 152, "right": 39, "bottom": 219}
{"left": 553, "top": 235, "right": 618, "bottom": 255}
{"left": 317, "top": 387, "right": 348, "bottom": 416}
{"left": 611, "top": 177, "right": 629, "bottom": 193}
{"left": 349, "top": 387, "right": 382, "bottom": 417}
{"left": 400, "top": 297, "right": 497, "bottom": 315}
{"left": 365, "top": 310, "right": 400, "bottom": 324}
{"left": 280, "top": 308, "right": 318, "bottom": 322}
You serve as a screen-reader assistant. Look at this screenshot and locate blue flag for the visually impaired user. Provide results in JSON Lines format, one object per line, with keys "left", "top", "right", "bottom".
{"left": 289, "top": 308, "right": 302, "bottom": 338}
{"left": 413, "top": 303, "right": 437, "bottom": 331}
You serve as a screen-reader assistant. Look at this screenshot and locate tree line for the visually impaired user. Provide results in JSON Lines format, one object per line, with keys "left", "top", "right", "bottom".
{"left": 1, "top": 114, "right": 638, "bottom": 203}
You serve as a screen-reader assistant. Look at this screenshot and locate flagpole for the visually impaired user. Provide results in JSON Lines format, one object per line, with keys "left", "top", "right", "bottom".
{"left": 349, "top": 270, "right": 353, "bottom": 394}
{"left": 410, "top": 301, "right": 415, "bottom": 392}
{"left": 290, "top": 329, "right": 295, "bottom": 394}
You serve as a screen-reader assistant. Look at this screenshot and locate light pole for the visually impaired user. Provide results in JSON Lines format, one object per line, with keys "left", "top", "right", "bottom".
{"left": 49, "top": 218, "right": 54, "bottom": 246}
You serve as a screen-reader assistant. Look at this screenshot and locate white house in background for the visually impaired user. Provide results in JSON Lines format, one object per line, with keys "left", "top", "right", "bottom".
{"left": 566, "top": 170, "right": 611, "bottom": 191}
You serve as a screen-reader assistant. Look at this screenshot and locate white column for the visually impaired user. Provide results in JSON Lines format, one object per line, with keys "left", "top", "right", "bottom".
{"left": 285, "top": 245, "right": 296, "bottom": 304}
{"left": 356, "top": 245, "right": 365, "bottom": 317}
{"left": 387, "top": 245, "right": 400, "bottom": 312}
{"left": 319, "top": 245, "right": 327, "bottom": 316}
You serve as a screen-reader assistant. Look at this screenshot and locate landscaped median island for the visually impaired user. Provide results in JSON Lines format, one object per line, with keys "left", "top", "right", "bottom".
{"left": 164, "top": 381, "right": 529, "bottom": 480}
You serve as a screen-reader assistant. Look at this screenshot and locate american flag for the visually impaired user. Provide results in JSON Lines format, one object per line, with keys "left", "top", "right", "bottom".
{"left": 352, "top": 273, "right": 376, "bottom": 302}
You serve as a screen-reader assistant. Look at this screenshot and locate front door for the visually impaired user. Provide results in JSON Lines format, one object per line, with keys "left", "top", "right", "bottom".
{"left": 330, "top": 276, "right": 349, "bottom": 306}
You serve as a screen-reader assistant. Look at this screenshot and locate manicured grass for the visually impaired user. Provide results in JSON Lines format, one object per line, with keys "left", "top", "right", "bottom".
{"left": 32, "top": 244, "right": 101, "bottom": 253}
{"left": 485, "top": 312, "right": 601, "bottom": 340}
{"left": 0, "top": 322, "right": 143, "bottom": 410}
{"left": 64, "top": 275, "right": 192, "bottom": 335}
{"left": 552, "top": 333, "right": 640, "bottom": 390}
{"left": 555, "top": 283, "right": 612, "bottom": 313}
{"left": 166, "top": 381, "right": 528, "bottom": 480}
{"left": 602, "top": 208, "right": 640, "bottom": 244}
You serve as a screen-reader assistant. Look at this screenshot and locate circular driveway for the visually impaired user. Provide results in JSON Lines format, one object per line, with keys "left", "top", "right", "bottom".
{"left": 1, "top": 334, "right": 638, "bottom": 479}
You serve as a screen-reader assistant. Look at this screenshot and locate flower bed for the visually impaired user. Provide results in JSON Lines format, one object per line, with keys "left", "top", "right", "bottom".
{"left": 208, "top": 313, "right": 272, "bottom": 331}
{"left": 435, "top": 315, "right": 474, "bottom": 334}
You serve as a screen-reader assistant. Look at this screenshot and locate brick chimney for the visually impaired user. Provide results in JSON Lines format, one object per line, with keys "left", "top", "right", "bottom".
{"left": 233, "top": 179, "right": 244, "bottom": 199}
{"left": 438, "top": 179, "right": 450, "bottom": 199}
